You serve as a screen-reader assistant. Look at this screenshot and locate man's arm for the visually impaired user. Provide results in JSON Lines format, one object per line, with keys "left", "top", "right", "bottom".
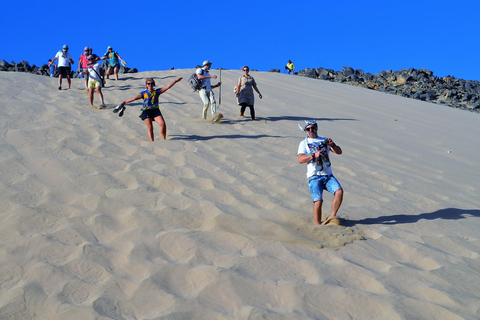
{"left": 197, "top": 71, "right": 217, "bottom": 80}
{"left": 326, "top": 138, "right": 342, "bottom": 154}
{"left": 298, "top": 153, "right": 314, "bottom": 164}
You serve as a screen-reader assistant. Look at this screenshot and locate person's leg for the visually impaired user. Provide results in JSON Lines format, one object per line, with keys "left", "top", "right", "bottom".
{"left": 84, "top": 71, "right": 89, "bottom": 90}
{"left": 240, "top": 103, "right": 246, "bottom": 116}
{"left": 199, "top": 89, "right": 209, "bottom": 119}
{"left": 96, "top": 87, "right": 105, "bottom": 105}
{"left": 325, "top": 176, "right": 343, "bottom": 218}
{"left": 153, "top": 115, "right": 166, "bottom": 140}
{"left": 106, "top": 67, "right": 111, "bottom": 79}
{"left": 308, "top": 176, "right": 325, "bottom": 224}
{"left": 249, "top": 105, "right": 255, "bottom": 120}
{"left": 89, "top": 87, "right": 95, "bottom": 105}
{"left": 208, "top": 90, "right": 217, "bottom": 115}
{"left": 67, "top": 75, "right": 71, "bottom": 89}
{"left": 114, "top": 66, "right": 119, "bottom": 81}
{"left": 58, "top": 74, "right": 63, "bottom": 88}
{"left": 144, "top": 118, "right": 154, "bottom": 141}
{"left": 330, "top": 188, "right": 343, "bottom": 217}
{"left": 313, "top": 200, "right": 323, "bottom": 225}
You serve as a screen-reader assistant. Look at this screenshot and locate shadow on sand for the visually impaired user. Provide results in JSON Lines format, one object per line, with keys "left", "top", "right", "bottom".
{"left": 169, "top": 134, "right": 283, "bottom": 141}
{"left": 343, "top": 208, "right": 480, "bottom": 226}
{"left": 261, "top": 116, "right": 358, "bottom": 123}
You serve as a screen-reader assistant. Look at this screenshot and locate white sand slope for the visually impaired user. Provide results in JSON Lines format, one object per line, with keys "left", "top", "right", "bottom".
{"left": 0, "top": 69, "right": 479, "bottom": 320}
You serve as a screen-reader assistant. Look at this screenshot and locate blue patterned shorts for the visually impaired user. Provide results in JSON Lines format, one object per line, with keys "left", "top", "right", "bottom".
{"left": 308, "top": 175, "right": 342, "bottom": 202}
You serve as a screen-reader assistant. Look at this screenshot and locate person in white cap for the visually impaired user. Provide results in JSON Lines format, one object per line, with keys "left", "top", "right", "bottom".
{"left": 196, "top": 60, "right": 222, "bottom": 119}
{"left": 49, "top": 44, "right": 74, "bottom": 90}
{"left": 297, "top": 120, "right": 344, "bottom": 225}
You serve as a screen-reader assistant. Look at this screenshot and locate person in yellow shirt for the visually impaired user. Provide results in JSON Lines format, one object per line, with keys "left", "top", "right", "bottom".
{"left": 286, "top": 60, "right": 295, "bottom": 75}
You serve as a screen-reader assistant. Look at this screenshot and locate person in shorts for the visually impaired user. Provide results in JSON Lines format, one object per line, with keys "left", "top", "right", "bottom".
{"left": 113, "top": 77, "right": 183, "bottom": 141}
{"left": 297, "top": 120, "right": 344, "bottom": 225}
{"left": 83, "top": 55, "right": 106, "bottom": 108}
{"left": 102, "top": 46, "right": 125, "bottom": 81}
{"left": 49, "top": 44, "right": 74, "bottom": 90}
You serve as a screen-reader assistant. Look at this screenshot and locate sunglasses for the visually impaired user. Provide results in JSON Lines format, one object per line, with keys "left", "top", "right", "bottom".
{"left": 243, "top": 69, "right": 249, "bottom": 71}
{"left": 305, "top": 126, "right": 316, "bottom": 131}
{"left": 146, "top": 82, "right": 154, "bottom": 85}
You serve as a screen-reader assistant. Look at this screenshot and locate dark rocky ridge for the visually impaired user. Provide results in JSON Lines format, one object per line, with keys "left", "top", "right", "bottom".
{"left": 269, "top": 67, "right": 480, "bottom": 113}
{"left": 0, "top": 60, "right": 138, "bottom": 78}
{"left": 2, "top": 59, "right": 479, "bottom": 113}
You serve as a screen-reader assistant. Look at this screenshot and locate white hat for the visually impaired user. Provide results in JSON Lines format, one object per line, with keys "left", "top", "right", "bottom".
{"left": 203, "top": 60, "right": 212, "bottom": 66}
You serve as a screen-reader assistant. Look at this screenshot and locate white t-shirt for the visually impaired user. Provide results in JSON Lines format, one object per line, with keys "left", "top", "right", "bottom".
{"left": 55, "top": 50, "right": 73, "bottom": 67}
{"left": 196, "top": 67, "right": 211, "bottom": 90}
{"left": 297, "top": 136, "right": 333, "bottom": 178}
{"left": 87, "top": 63, "right": 103, "bottom": 82}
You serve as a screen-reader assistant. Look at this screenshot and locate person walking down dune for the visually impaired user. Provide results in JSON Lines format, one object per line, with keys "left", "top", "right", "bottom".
{"left": 297, "top": 120, "right": 343, "bottom": 225}
{"left": 235, "top": 66, "right": 262, "bottom": 120}
{"left": 196, "top": 60, "right": 222, "bottom": 120}
{"left": 113, "top": 77, "right": 183, "bottom": 141}
{"left": 83, "top": 55, "right": 106, "bottom": 108}
{"left": 49, "top": 45, "right": 74, "bottom": 90}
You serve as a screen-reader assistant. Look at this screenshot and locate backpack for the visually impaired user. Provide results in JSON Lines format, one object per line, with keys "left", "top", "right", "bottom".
{"left": 187, "top": 69, "right": 204, "bottom": 92}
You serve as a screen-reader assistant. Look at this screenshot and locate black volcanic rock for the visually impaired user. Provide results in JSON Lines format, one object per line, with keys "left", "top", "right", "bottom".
{"left": 0, "top": 59, "right": 138, "bottom": 78}
{"left": 293, "top": 66, "right": 480, "bottom": 112}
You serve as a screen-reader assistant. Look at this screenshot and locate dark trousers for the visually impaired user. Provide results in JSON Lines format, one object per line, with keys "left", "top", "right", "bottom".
{"left": 240, "top": 104, "right": 255, "bottom": 119}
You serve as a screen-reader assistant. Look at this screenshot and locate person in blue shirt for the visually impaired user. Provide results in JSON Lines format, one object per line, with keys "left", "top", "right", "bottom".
{"left": 102, "top": 46, "right": 125, "bottom": 81}
{"left": 113, "top": 77, "right": 183, "bottom": 141}
{"left": 48, "top": 59, "right": 57, "bottom": 77}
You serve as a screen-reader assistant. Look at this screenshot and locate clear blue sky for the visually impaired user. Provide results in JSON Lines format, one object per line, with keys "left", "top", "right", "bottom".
{"left": 2, "top": 0, "right": 479, "bottom": 80}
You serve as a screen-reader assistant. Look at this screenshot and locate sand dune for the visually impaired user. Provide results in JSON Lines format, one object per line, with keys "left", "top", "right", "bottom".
{"left": 0, "top": 69, "right": 479, "bottom": 319}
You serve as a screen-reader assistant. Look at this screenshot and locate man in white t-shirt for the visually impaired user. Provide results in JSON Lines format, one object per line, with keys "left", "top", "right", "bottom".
{"left": 49, "top": 44, "right": 74, "bottom": 90}
{"left": 84, "top": 55, "right": 106, "bottom": 108}
{"left": 196, "top": 60, "right": 222, "bottom": 119}
{"left": 297, "top": 120, "right": 343, "bottom": 225}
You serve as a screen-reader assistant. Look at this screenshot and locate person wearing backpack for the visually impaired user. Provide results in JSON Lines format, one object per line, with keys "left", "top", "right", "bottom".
{"left": 196, "top": 60, "right": 222, "bottom": 120}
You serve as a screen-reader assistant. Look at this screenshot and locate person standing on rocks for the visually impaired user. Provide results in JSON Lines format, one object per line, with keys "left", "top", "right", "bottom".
{"left": 297, "top": 120, "right": 343, "bottom": 225}
{"left": 235, "top": 66, "right": 262, "bottom": 120}
{"left": 286, "top": 60, "right": 295, "bottom": 75}
{"left": 49, "top": 45, "right": 74, "bottom": 90}
{"left": 196, "top": 60, "right": 222, "bottom": 120}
